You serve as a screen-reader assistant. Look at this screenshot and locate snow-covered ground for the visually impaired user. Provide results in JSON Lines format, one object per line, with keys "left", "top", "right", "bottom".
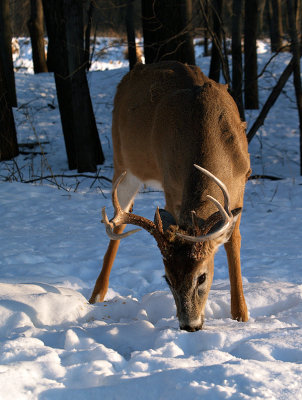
{"left": 1, "top": 38, "right": 302, "bottom": 399}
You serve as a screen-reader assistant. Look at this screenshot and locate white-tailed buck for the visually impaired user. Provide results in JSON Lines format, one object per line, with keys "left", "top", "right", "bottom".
{"left": 90, "top": 61, "right": 251, "bottom": 332}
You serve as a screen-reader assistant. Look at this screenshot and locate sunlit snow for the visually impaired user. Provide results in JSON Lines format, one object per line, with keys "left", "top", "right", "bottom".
{"left": 0, "top": 38, "right": 302, "bottom": 399}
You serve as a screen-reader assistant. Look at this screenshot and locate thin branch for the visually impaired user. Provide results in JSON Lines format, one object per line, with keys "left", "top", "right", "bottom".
{"left": 198, "top": 0, "right": 231, "bottom": 85}
{"left": 257, "top": 43, "right": 291, "bottom": 80}
{"left": 247, "top": 58, "right": 294, "bottom": 143}
{"left": 23, "top": 174, "right": 112, "bottom": 184}
{"left": 249, "top": 174, "right": 283, "bottom": 181}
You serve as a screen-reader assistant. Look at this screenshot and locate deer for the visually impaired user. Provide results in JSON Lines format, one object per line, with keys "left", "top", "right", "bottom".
{"left": 89, "top": 61, "right": 251, "bottom": 332}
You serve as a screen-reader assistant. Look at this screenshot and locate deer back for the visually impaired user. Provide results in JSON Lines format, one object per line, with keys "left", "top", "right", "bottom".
{"left": 112, "top": 61, "right": 250, "bottom": 224}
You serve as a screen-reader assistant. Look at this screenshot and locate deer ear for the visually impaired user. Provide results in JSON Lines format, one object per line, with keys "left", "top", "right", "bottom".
{"left": 200, "top": 207, "right": 242, "bottom": 237}
{"left": 231, "top": 207, "right": 242, "bottom": 218}
{"left": 155, "top": 209, "right": 177, "bottom": 232}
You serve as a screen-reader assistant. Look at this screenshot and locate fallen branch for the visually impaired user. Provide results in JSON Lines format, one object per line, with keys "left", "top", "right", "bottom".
{"left": 249, "top": 174, "right": 283, "bottom": 181}
{"left": 247, "top": 58, "right": 294, "bottom": 143}
{"left": 256, "top": 44, "right": 291, "bottom": 80}
{"left": 23, "top": 174, "right": 112, "bottom": 184}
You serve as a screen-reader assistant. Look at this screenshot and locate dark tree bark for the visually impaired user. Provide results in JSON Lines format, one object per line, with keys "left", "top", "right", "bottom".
{"left": 244, "top": 0, "right": 259, "bottom": 109}
{"left": 126, "top": 0, "right": 137, "bottom": 70}
{"left": 141, "top": 0, "right": 195, "bottom": 65}
{"left": 84, "top": 0, "right": 94, "bottom": 71}
{"left": 286, "top": 0, "right": 302, "bottom": 175}
{"left": 231, "top": 0, "right": 245, "bottom": 120}
{"left": 42, "top": 1, "right": 56, "bottom": 73}
{"left": 199, "top": 0, "right": 230, "bottom": 84}
{"left": 28, "top": 0, "right": 48, "bottom": 73}
{"left": 258, "top": 0, "right": 267, "bottom": 34}
{"left": 0, "top": 0, "right": 17, "bottom": 107}
{"left": 0, "top": 58, "right": 18, "bottom": 161}
{"left": 203, "top": 0, "right": 210, "bottom": 56}
{"left": 42, "top": 0, "right": 104, "bottom": 173}
{"left": 209, "top": 0, "right": 224, "bottom": 82}
{"left": 269, "top": 0, "right": 283, "bottom": 52}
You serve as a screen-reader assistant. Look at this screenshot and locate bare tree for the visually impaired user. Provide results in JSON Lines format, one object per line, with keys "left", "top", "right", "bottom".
{"left": 42, "top": 0, "right": 104, "bottom": 173}
{"left": 258, "top": 0, "right": 267, "bottom": 34}
{"left": 199, "top": 0, "right": 230, "bottom": 86}
{"left": 247, "top": 58, "right": 295, "bottom": 143}
{"left": 28, "top": 0, "right": 48, "bottom": 73}
{"left": 231, "top": 0, "right": 244, "bottom": 119}
{"left": 269, "top": 0, "right": 284, "bottom": 52}
{"left": 286, "top": 0, "right": 302, "bottom": 175}
{"left": 84, "top": 0, "right": 94, "bottom": 71}
{"left": 203, "top": 0, "right": 210, "bottom": 57}
{"left": 0, "top": 0, "right": 17, "bottom": 107}
{"left": 244, "top": 0, "right": 259, "bottom": 109}
{"left": 141, "top": 0, "right": 195, "bottom": 65}
{"left": 0, "top": 58, "right": 18, "bottom": 161}
{"left": 209, "top": 0, "right": 224, "bottom": 82}
{"left": 126, "top": 0, "right": 138, "bottom": 70}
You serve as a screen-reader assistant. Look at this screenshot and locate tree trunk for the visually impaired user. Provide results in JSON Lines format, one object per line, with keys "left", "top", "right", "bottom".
{"left": 203, "top": 0, "right": 210, "bottom": 56}
{"left": 258, "top": 0, "right": 267, "bottom": 34}
{"left": 126, "top": 0, "right": 137, "bottom": 70}
{"left": 0, "top": 0, "right": 17, "bottom": 107}
{"left": 286, "top": 0, "right": 302, "bottom": 175}
{"left": 42, "top": 0, "right": 104, "bottom": 173}
{"left": 84, "top": 0, "right": 94, "bottom": 71}
{"left": 209, "top": 0, "right": 224, "bottom": 82}
{"left": 43, "top": 1, "right": 57, "bottom": 73}
{"left": 28, "top": 0, "right": 48, "bottom": 73}
{"left": 269, "top": 0, "right": 283, "bottom": 51}
{"left": 0, "top": 57, "right": 18, "bottom": 161}
{"left": 244, "top": 0, "right": 259, "bottom": 109}
{"left": 231, "top": 0, "right": 245, "bottom": 120}
{"left": 141, "top": 0, "right": 195, "bottom": 65}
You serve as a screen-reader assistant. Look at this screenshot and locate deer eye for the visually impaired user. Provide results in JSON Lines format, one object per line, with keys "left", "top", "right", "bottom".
{"left": 197, "top": 273, "right": 206, "bottom": 286}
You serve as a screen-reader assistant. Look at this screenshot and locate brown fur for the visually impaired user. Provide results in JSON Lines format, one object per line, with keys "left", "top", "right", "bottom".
{"left": 90, "top": 61, "right": 251, "bottom": 331}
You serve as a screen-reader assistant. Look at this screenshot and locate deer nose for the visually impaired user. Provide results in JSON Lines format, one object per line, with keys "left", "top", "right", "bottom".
{"left": 180, "top": 324, "right": 203, "bottom": 332}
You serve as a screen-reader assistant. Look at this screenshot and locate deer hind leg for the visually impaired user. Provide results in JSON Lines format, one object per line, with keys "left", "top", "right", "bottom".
{"left": 224, "top": 214, "right": 248, "bottom": 322}
{"left": 89, "top": 171, "right": 141, "bottom": 303}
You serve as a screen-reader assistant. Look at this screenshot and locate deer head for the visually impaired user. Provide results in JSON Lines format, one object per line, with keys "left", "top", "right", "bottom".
{"left": 102, "top": 165, "right": 241, "bottom": 331}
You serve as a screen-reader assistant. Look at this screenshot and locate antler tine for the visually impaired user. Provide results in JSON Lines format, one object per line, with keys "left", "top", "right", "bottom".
{"left": 176, "top": 197, "right": 232, "bottom": 243}
{"left": 193, "top": 164, "right": 231, "bottom": 216}
{"left": 111, "top": 172, "right": 125, "bottom": 213}
{"left": 154, "top": 207, "right": 164, "bottom": 234}
{"left": 206, "top": 195, "right": 229, "bottom": 222}
{"left": 110, "top": 171, "right": 127, "bottom": 225}
{"left": 102, "top": 207, "right": 141, "bottom": 240}
{"left": 176, "top": 221, "right": 231, "bottom": 243}
{"left": 102, "top": 171, "right": 157, "bottom": 240}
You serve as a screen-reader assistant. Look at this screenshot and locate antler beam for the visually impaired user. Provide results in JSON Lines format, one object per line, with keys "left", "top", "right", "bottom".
{"left": 102, "top": 172, "right": 159, "bottom": 240}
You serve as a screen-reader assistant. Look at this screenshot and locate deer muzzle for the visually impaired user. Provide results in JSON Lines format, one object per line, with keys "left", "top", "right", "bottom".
{"left": 179, "top": 316, "right": 204, "bottom": 332}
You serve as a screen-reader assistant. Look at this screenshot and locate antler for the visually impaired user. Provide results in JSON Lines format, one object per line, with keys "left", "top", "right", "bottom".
{"left": 102, "top": 172, "right": 162, "bottom": 240}
{"left": 176, "top": 165, "right": 234, "bottom": 243}
{"left": 103, "top": 166, "right": 237, "bottom": 246}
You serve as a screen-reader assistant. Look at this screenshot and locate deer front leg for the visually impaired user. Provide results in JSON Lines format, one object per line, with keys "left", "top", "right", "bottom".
{"left": 224, "top": 215, "right": 248, "bottom": 322}
{"left": 89, "top": 170, "right": 141, "bottom": 304}
{"left": 89, "top": 225, "right": 125, "bottom": 303}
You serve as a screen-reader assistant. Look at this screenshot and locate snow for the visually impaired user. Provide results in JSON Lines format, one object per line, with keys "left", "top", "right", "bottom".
{"left": 0, "top": 38, "right": 302, "bottom": 399}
